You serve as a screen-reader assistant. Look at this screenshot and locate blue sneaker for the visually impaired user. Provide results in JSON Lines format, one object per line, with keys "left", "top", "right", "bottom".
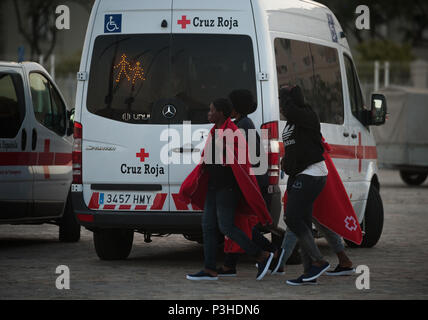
{"left": 256, "top": 252, "right": 274, "bottom": 280}
{"left": 302, "top": 262, "right": 330, "bottom": 282}
{"left": 286, "top": 275, "right": 317, "bottom": 286}
{"left": 271, "top": 248, "right": 286, "bottom": 275}
{"left": 186, "top": 270, "right": 218, "bottom": 281}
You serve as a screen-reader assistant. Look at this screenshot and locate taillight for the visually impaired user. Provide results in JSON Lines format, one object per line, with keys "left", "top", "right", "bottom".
{"left": 72, "top": 122, "right": 82, "bottom": 184}
{"left": 261, "top": 121, "right": 280, "bottom": 186}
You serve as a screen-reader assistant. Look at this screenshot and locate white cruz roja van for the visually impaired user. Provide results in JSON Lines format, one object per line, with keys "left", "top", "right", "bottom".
{"left": 0, "top": 62, "right": 79, "bottom": 242}
{"left": 72, "top": 0, "right": 387, "bottom": 260}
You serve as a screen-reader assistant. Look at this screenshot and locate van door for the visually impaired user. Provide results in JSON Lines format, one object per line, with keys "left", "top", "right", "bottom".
{"left": 82, "top": 3, "right": 172, "bottom": 212}
{"left": 0, "top": 69, "right": 32, "bottom": 220}
{"left": 343, "top": 54, "right": 373, "bottom": 220}
{"left": 169, "top": 1, "right": 260, "bottom": 211}
{"left": 28, "top": 72, "right": 72, "bottom": 218}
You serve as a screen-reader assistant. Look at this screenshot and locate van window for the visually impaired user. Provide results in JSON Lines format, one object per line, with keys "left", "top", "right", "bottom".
{"left": 344, "top": 54, "right": 365, "bottom": 122}
{"left": 274, "top": 38, "right": 344, "bottom": 124}
{"left": 86, "top": 34, "right": 257, "bottom": 124}
{"left": 29, "top": 73, "right": 66, "bottom": 136}
{"left": 49, "top": 83, "right": 67, "bottom": 135}
{"left": 0, "top": 73, "right": 25, "bottom": 138}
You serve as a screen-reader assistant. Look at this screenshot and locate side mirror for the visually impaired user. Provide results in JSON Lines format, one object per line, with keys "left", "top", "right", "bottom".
{"left": 369, "top": 94, "right": 387, "bottom": 126}
{"left": 66, "top": 108, "right": 75, "bottom": 136}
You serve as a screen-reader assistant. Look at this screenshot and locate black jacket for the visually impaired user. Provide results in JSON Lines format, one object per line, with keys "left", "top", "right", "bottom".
{"left": 234, "top": 116, "right": 269, "bottom": 189}
{"left": 281, "top": 102, "right": 324, "bottom": 177}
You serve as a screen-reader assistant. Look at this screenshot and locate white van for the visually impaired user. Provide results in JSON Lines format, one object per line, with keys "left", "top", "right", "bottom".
{"left": 0, "top": 62, "right": 79, "bottom": 242}
{"left": 72, "top": 0, "right": 387, "bottom": 260}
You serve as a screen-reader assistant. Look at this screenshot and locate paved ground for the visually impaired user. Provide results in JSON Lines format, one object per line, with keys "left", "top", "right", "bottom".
{"left": 0, "top": 169, "right": 427, "bottom": 300}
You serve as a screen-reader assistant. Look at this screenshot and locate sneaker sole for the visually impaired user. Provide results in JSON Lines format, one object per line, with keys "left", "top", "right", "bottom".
{"left": 271, "top": 249, "right": 285, "bottom": 274}
{"left": 302, "top": 264, "right": 330, "bottom": 282}
{"left": 325, "top": 269, "right": 355, "bottom": 276}
{"left": 217, "top": 274, "right": 237, "bottom": 277}
{"left": 286, "top": 280, "right": 317, "bottom": 286}
{"left": 256, "top": 253, "right": 274, "bottom": 281}
{"left": 186, "top": 275, "right": 218, "bottom": 281}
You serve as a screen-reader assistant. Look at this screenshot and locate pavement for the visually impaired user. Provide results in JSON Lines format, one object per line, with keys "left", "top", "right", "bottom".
{"left": 0, "top": 169, "right": 427, "bottom": 300}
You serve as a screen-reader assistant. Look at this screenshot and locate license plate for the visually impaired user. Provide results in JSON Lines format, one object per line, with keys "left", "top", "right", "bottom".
{"left": 99, "top": 192, "right": 154, "bottom": 206}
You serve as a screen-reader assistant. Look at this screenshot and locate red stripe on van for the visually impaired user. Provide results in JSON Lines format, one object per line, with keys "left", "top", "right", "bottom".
{"left": 103, "top": 205, "right": 116, "bottom": 210}
{"left": 119, "top": 205, "right": 132, "bottom": 210}
{"left": 135, "top": 205, "right": 147, "bottom": 210}
{"left": 150, "top": 193, "right": 167, "bottom": 210}
{"left": 0, "top": 152, "right": 72, "bottom": 166}
{"left": 172, "top": 193, "right": 189, "bottom": 210}
{"left": 88, "top": 192, "right": 100, "bottom": 210}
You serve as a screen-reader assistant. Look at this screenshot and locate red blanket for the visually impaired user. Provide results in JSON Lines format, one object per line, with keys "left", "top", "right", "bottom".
{"left": 179, "top": 118, "right": 272, "bottom": 253}
{"left": 283, "top": 139, "right": 363, "bottom": 245}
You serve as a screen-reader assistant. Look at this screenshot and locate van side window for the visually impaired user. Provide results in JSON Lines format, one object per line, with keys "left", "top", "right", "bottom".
{"left": 29, "top": 73, "right": 65, "bottom": 136}
{"left": 49, "top": 83, "right": 66, "bottom": 135}
{"left": 344, "top": 54, "right": 365, "bottom": 122}
{"left": 0, "top": 73, "right": 26, "bottom": 138}
{"left": 274, "top": 38, "right": 344, "bottom": 124}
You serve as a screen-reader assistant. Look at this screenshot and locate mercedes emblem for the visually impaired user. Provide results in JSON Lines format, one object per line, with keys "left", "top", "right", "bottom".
{"left": 162, "top": 104, "right": 177, "bottom": 119}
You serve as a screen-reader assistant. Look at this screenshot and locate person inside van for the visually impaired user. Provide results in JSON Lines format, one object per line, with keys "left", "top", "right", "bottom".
{"left": 179, "top": 98, "right": 274, "bottom": 281}
{"left": 217, "top": 89, "right": 282, "bottom": 277}
{"left": 279, "top": 85, "right": 331, "bottom": 285}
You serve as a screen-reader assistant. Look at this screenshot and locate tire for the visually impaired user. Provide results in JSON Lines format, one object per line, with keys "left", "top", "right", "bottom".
{"left": 345, "top": 185, "right": 384, "bottom": 248}
{"left": 59, "top": 194, "right": 81, "bottom": 243}
{"left": 93, "top": 229, "right": 134, "bottom": 260}
{"left": 399, "top": 171, "right": 427, "bottom": 186}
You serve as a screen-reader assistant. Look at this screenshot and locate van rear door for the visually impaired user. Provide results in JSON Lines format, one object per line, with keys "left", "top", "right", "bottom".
{"left": 81, "top": 1, "right": 172, "bottom": 212}
{"left": 169, "top": 0, "right": 261, "bottom": 211}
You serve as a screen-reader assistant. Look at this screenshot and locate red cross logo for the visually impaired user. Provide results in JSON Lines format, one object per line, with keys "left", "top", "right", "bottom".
{"left": 356, "top": 132, "right": 364, "bottom": 173}
{"left": 136, "top": 148, "right": 149, "bottom": 162}
{"left": 177, "top": 15, "right": 191, "bottom": 29}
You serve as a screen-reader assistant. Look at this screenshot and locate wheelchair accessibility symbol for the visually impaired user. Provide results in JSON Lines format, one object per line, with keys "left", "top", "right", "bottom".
{"left": 104, "top": 14, "right": 122, "bottom": 33}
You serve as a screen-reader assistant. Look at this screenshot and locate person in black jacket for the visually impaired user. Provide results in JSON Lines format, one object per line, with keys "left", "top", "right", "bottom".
{"left": 279, "top": 85, "right": 330, "bottom": 285}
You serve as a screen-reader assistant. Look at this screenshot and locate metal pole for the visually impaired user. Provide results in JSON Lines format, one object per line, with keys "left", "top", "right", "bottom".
{"left": 384, "top": 61, "right": 390, "bottom": 88}
{"left": 374, "top": 61, "right": 380, "bottom": 91}
{"left": 50, "top": 55, "right": 55, "bottom": 81}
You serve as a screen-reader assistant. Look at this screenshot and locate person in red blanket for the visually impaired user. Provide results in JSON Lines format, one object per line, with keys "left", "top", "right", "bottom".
{"left": 179, "top": 98, "right": 274, "bottom": 281}
{"left": 279, "top": 85, "right": 331, "bottom": 286}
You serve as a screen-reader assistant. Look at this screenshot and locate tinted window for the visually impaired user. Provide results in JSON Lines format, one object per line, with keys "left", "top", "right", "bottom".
{"left": 0, "top": 73, "right": 25, "bottom": 138}
{"left": 30, "top": 73, "right": 66, "bottom": 135}
{"left": 274, "top": 38, "right": 344, "bottom": 124}
{"left": 50, "top": 83, "right": 66, "bottom": 135}
{"left": 30, "top": 73, "right": 53, "bottom": 128}
{"left": 87, "top": 34, "right": 257, "bottom": 124}
{"left": 344, "top": 54, "right": 365, "bottom": 122}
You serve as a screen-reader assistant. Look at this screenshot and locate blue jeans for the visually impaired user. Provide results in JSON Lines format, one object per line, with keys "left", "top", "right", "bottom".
{"left": 280, "top": 220, "right": 345, "bottom": 272}
{"left": 203, "top": 186, "right": 262, "bottom": 271}
{"left": 284, "top": 174, "right": 327, "bottom": 269}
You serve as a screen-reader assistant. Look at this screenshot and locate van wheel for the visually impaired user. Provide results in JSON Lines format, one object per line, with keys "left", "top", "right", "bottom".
{"left": 345, "top": 185, "right": 384, "bottom": 248}
{"left": 93, "top": 229, "right": 134, "bottom": 260}
{"left": 59, "top": 194, "right": 81, "bottom": 243}
{"left": 399, "top": 171, "right": 427, "bottom": 186}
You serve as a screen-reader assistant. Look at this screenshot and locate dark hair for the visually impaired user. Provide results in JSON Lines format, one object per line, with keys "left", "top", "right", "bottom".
{"left": 279, "top": 85, "right": 305, "bottom": 112}
{"left": 212, "top": 98, "right": 233, "bottom": 118}
{"left": 228, "top": 89, "right": 256, "bottom": 116}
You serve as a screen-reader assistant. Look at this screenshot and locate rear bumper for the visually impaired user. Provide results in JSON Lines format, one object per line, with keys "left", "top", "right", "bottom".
{"left": 71, "top": 192, "right": 202, "bottom": 233}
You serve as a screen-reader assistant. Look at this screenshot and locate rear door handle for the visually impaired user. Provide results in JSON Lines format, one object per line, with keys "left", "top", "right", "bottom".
{"left": 32, "top": 129, "right": 37, "bottom": 150}
{"left": 21, "top": 129, "right": 27, "bottom": 151}
{"left": 343, "top": 132, "right": 349, "bottom": 137}
{"left": 172, "top": 146, "right": 200, "bottom": 153}
{"left": 351, "top": 133, "right": 358, "bottom": 139}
